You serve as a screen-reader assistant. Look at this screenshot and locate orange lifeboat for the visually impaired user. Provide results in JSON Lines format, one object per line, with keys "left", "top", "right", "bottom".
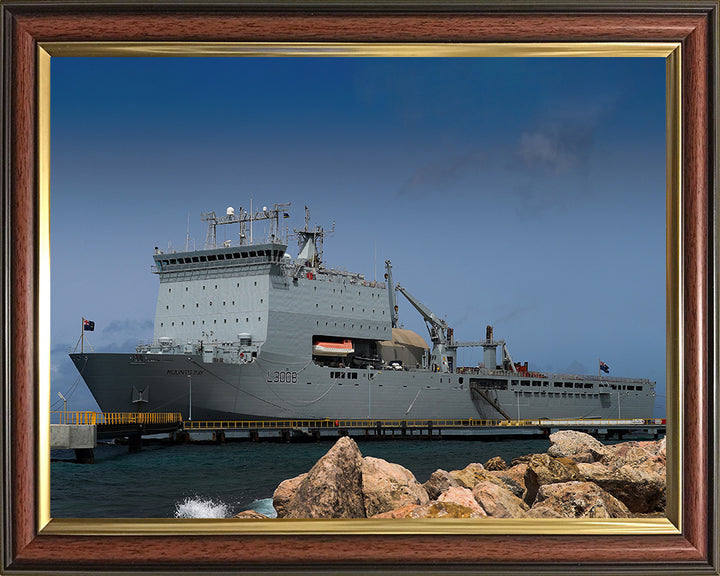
{"left": 312, "top": 339, "right": 354, "bottom": 357}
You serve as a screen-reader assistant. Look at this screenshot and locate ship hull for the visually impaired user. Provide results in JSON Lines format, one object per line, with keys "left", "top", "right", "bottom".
{"left": 70, "top": 352, "right": 655, "bottom": 421}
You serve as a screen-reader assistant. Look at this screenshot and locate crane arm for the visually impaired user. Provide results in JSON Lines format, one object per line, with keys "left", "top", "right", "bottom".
{"left": 395, "top": 284, "right": 448, "bottom": 344}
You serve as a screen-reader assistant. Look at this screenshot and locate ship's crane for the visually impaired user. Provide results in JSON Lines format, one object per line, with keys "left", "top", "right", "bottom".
{"left": 450, "top": 326, "right": 518, "bottom": 373}
{"left": 384, "top": 260, "right": 399, "bottom": 328}
{"left": 388, "top": 261, "right": 517, "bottom": 374}
{"left": 394, "top": 282, "right": 453, "bottom": 373}
{"left": 394, "top": 284, "right": 448, "bottom": 346}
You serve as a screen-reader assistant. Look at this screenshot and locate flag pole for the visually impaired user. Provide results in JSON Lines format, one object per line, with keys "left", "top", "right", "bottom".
{"left": 81, "top": 317, "right": 84, "bottom": 353}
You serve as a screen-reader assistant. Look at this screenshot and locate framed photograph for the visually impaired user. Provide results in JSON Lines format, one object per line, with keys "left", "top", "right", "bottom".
{"left": 1, "top": 1, "right": 717, "bottom": 574}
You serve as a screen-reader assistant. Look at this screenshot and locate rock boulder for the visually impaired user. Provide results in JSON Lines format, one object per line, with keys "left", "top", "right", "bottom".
{"left": 280, "top": 436, "right": 366, "bottom": 519}
{"left": 422, "top": 469, "right": 459, "bottom": 500}
{"left": 272, "top": 473, "right": 306, "bottom": 518}
{"left": 361, "top": 456, "right": 429, "bottom": 517}
{"left": 523, "top": 454, "right": 580, "bottom": 506}
{"left": 472, "top": 480, "right": 529, "bottom": 518}
{"left": 372, "top": 501, "right": 487, "bottom": 519}
{"left": 484, "top": 456, "right": 508, "bottom": 471}
{"left": 437, "top": 486, "right": 485, "bottom": 514}
{"left": 548, "top": 430, "right": 608, "bottom": 462}
{"left": 529, "top": 481, "right": 631, "bottom": 518}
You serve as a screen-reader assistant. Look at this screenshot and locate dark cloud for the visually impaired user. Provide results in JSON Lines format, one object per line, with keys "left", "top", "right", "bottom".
{"left": 515, "top": 100, "right": 613, "bottom": 175}
{"left": 399, "top": 151, "right": 484, "bottom": 196}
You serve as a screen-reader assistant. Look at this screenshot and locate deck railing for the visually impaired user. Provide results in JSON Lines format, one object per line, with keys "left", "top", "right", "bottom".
{"left": 51, "top": 411, "right": 182, "bottom": 426}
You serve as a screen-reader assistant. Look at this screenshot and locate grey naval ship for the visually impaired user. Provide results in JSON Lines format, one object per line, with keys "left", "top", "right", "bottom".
{"left": 70, "top": 203, "right": 656, "bottom": 421}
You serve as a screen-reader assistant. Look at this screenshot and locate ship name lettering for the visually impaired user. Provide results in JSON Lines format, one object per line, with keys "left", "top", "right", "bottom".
{"left": 266, "top": 370, "right": 298, "bottom": 384}
{"left": 166, "top": 369, "right": 204, "bottom": 376}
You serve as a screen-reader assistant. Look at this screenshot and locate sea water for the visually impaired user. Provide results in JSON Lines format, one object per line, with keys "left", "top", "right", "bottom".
{"left": 51, "top": 438, "right": 552, "bottom": 518}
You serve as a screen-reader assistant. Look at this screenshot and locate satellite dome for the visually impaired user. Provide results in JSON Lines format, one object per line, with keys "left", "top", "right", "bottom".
{"left": 226, "top": 206, "right": 235, "bottom": 216}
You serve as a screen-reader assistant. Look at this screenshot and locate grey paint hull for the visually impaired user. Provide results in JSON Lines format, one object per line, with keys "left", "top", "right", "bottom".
{"left": 71, "top": 352, "right": 655, "bottom": 421}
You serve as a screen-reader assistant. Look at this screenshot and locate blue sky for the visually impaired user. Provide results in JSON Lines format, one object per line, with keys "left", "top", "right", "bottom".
{"left": 50, "top": 56, "right": 666, "bottom": 416}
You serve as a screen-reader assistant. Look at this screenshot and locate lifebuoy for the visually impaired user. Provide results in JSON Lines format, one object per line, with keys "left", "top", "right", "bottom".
{"left": 307, "top": 272, "right": 314, "bottom": 280}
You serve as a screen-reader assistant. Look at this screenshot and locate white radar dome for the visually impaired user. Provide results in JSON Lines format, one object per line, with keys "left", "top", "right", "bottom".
{"left": 226, "top": 206, "right": 235, "bottom": 216}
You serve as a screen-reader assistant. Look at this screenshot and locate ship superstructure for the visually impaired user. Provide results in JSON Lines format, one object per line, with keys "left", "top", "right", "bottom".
{"left": 70, "top": 204, "right": 656, "bottom": 421}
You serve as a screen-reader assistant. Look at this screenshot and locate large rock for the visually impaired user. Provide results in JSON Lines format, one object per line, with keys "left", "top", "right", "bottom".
{"left": 523, "top": 454, "right": 580, "bottom": 506}
{"left": 437, "top": 486, "right": 485, "bottom": 514}
{"left": 472, "top": 480, "right": 529, "bottom": 518}
{"left": 372, "top": 501, "right": 487, "bottom": 519}
{"left": 488, "top": 462, "right": 528, "bottom": 499}
{"left": 449, "top": 463, "right": 504, "bottom": 490}
{"left": 484, "top": 456, "right": 508, "bottom": 471}
{"left": 423, "top": 469, "right": 459, "bottom": 500}
{"left": 548, "top": 430, "right": 608, "bottom": 462}
{"left": 272, "top": 473, "right": 306, "bottom": 518}
{"left": 361, "top": 456, "right": 429, "bottom": 517}
{"left": 528, "top": 481, "right": 631, "bottom": 518}
{"left": 577, "top": 459, "right": 665, "bottom": 513}
{"left": 234, "top": 509, "right": 270, "bottom": 519}
{"left": 280, "top": 436, "right": 366, "bottom": 519}
{"left": 576, "top": 437, "right": 666, "bottom": 513}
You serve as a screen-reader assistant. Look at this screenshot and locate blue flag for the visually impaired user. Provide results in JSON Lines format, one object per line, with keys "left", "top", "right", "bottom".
{"left": 599, "top": 360, "right": 609, "bottom": 373}
{"left": 83, "top": 319, "right": 95, "bottom": 331}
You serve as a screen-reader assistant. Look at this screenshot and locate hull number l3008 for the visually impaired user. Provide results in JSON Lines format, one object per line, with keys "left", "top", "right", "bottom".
{"left": 266, "top": 370, "right": 298, "bottom": 383}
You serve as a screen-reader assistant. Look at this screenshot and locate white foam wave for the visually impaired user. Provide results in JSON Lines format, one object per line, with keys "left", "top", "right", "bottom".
{"left": 174, "top": 496, "right": 230, "bottom": 519}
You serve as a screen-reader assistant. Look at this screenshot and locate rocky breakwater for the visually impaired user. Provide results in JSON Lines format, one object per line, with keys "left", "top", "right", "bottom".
{"left": 236, "top": 431, "right": 666, "bottom": 519}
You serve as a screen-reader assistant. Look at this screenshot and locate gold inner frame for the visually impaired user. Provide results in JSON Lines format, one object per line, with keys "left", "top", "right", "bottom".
{"left": 37, "top": 42, "right": 682, "bottom": 536}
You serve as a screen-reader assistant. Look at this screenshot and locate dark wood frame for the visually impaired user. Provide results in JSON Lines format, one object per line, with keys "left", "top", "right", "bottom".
{"left": 1, "top": 1, "right": 717, "bottom": 573}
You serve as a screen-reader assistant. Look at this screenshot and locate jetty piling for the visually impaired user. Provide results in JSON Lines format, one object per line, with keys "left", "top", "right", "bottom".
{"left": 50, "top": 412, "right": 665, "bottom": 462}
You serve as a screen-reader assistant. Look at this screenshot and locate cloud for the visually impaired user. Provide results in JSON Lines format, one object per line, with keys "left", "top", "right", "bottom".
{"left": 515, "top": 100, "right": 612, "bottom": 174}
{"left": 517, "top": 131, "right": 576, "bottom": 173}
{"left": 99, "top": 318, "right": 154, "bottom": 348}
{"left": 399, "top": 151, "right": 484, "bottom": 196}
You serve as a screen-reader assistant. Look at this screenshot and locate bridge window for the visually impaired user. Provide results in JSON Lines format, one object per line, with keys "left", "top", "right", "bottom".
{"left": 208, "top": 255, "right": 216, "bottom": 261}
{"left": 200, "top": 256, "right": 207, "bottom": 262}
{"left": 564, "top": 382, "right": 573, "bottom": 388}
{"left": 584, "top": 383, "right": 593, "bottom": 388}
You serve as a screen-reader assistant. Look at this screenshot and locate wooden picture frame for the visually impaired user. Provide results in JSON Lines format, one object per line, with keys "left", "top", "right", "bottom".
{"left": 1, "top": 1, "right": 717, "bottom": 573}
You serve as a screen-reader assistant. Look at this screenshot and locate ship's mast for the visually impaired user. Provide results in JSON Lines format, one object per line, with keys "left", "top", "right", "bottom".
{"left": 201, "top": 202, "right": 291, "bottom": 249}
{"left": 292, "top": 206, "right": 334, "bottom": 268}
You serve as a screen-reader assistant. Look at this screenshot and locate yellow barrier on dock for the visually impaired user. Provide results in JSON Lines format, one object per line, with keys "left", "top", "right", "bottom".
{"left": 51, "top": 411, "right": 182, "bottom": 426}
{"left": 182, "top": 417, "right": 665, "bottom": 431}
{"left": 50, "top": 412, "right": 664, "bottom": 430}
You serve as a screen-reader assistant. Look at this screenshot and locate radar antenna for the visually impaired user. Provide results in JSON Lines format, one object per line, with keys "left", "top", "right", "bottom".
{"left": 201, "top": 202, "right": 291, "bottom": 249}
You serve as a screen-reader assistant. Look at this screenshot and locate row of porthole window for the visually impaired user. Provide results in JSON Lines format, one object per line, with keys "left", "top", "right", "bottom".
{"left": 166, "top": 298, "right": 263, "bottom": 310}
{"left": 314, "top": 303, "right": 382, "bottom": 315}
{"left": 168, "top": 281, "right": 258, "bottom": 293}
{"left": 160, "top": 317, "right": 262, "bottom": 327}
{"left": 517, "top": 391, "right": 601, "bottom": 398}
{"left": 315, "top": 321, "right": 387, "bottom": 331}
{"left": 511, "top": 379, "right": 644, "bottom": 392}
